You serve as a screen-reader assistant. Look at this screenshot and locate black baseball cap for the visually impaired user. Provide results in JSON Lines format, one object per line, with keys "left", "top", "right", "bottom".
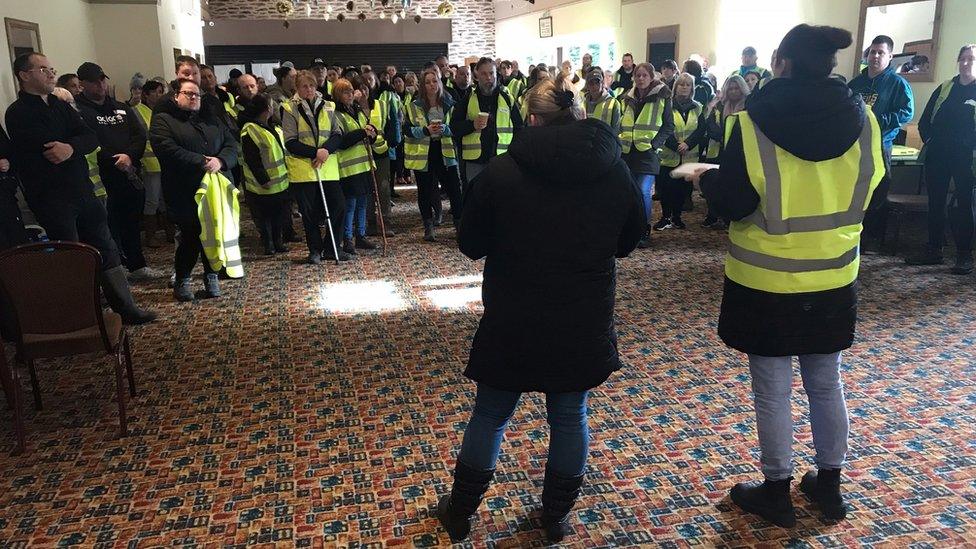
{"left": 310, "top": 58, "right": 327, "bottom": 69}
{"left": 586, "top": 68, "right": 604, "bottom": 83}
{"left": 77, "top": 62, "right": 108, "bottom": 82}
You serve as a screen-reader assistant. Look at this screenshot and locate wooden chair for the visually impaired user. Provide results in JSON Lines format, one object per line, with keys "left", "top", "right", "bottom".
{"left": 0, "top": 242, "right": 135, "bottom": 456}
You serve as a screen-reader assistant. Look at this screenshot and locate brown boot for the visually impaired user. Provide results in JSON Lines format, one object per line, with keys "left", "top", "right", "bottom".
{"left": 143, "top": 214, "right": 161, "bottom": 248}
{"left": 159, "top": 213, "right": 176, "bottom": 243}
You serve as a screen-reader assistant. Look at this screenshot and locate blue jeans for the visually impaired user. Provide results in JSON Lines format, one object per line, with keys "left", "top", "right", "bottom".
{"left": 343, "top": 194, "right": 367, "bottom": 239}
{"left": 748, "top": 352, "right": 849, "bottom": 480}
{"left": 457, "top": 384, "right": 590, "bottom": 476}
{"left": 632, "top": 173, "right": 655, "bottom": 224}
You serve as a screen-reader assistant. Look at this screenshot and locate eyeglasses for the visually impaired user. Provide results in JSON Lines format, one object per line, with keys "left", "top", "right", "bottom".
{"left": 28, "top": 67, "right": 57, "bottom": 76}
{"left": 179, "top": 91, "right": 201, "bottom": 99}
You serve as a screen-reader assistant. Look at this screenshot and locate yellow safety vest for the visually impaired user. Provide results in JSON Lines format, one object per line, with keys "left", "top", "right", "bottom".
{"left": 240, "top": 122, "right": 290, "bottom": 195}
{"left": 404, "top": 99, "right": 456, "bottom": 171}
{"left": 196, "top": 172, "right": 243, "bottom": 278}
{"left": 281, "top": 99, "right": 340, "bottom": 182}
{"left": 586, "top": 94, "right": 620, "bottom": 127}
{"left": 134, "top": 103, "right": 160, "bottom": 173}
{"left": 336, "top": 109, "right": 373, "bottom": 178}
{"left": 661, "top": 105, "right": 701, "bottom": 168}
{"left": 704, "top": 109, "right": 736, "bottom": 160}
{"left": 620, "top": 96, "right": 665, "bottom": 154}
{"left": 930, "top": 78, "right": 957, "bottom": 122}
{"left": 223, "top": 93, "right": 237, "bottom": 120}
{"left": 461, "top": 88, "right": 514, "bottom": 160}
{"left": 368, "top": 99, "right": 389, "bottom": 155}
{"left": 725, "top": 111, "right": 884, "bottom": 294}
{"left": 506, "top": 78, "right": 525, "bottom": 102}
{"left": 86, "top": 147, "right": 106, "bottom": 198}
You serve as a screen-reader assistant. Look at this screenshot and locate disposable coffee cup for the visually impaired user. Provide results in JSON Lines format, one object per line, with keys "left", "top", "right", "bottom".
{"left": 476, "top": 112, "right": 489, "bottom": 125}
{"left": 430, "top": 118, "right": 443, "bottom": 126}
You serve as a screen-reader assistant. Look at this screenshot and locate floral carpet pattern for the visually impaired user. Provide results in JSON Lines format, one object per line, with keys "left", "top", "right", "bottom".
{"left": 0, "top": 194, "right": 974, "bottom": 548}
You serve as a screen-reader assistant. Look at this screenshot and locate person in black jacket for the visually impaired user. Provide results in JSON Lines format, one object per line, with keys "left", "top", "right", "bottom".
{"left": 696, "top": 24, "right": 879, "bottom": 529}
{"left": 75, "top": 62, "right": 158, "bottom": 281}
{"left": 149, "top": 78, "right": 238, "bottom": 302}
{"left": 436, "top": 80, "right": 645, "bottom": 545}
{"left": 904, "top": 44, "right": 976, "bottom": 273}
{"left": 5, "top": 52, "right": 155, "bottom": 325}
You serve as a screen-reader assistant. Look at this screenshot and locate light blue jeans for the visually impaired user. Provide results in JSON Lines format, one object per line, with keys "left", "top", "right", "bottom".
{"left": 343, "top": 194, "right": 368, "bottom": 239}
{"left": 457, "top": 383, "right": 590, "bottom": 476}
{"left": 632, "top": 173, "right": 655, "bottom": 224}
{"left": 748, "top": 352, "right": 849, "bottom": 480}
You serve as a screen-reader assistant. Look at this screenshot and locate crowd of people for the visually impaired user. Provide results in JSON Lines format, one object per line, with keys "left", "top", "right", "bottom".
{"left": 1, "top": 22, "right": 976, "bottom": 544}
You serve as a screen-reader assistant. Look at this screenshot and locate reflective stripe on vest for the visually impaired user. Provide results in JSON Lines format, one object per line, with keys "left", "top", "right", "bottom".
{"left": 724, "top": 111, "right": 884, "bottom": 294}
{"left": 282, "top": 99, "right": 340, "bottom": 182}
{"left": 620, "top": 98, "right": 663, "bottom": 153}
{"left": 461, "top": 88, "right": 514, "bottom": 160}
{"left": 661, "top": 105, "right": 701, "bottom": 168}
{"left": 587, "top": 95, "right": 618, "bottom": 127}
{"left": 404, "top": 99, "right": 456, "bottom": 171}
{"left": 223, "top": 94, "right": 237, "bottom": 119}
{"left": 241, "top": 123, "right": 290, "bottom": 195}
{"left": 135, "top": 103, "right": 160, "bottom": 173}
{"left": 369, "top": 99, "right": 390, "bottom": 155}
{"left": 336, "top": 110, "right": 373, "bottom": 178}
{"left": 930, "top": 78, "right": 955, "bottom": 123}
{"left": 196, "top": 172, "right": 243, "bottom": 278}
{"left": 87, "top": 147, "right": 105, "bottom": 198}
{"left": 506, "top": 78, "right": 525, "bottom": 102}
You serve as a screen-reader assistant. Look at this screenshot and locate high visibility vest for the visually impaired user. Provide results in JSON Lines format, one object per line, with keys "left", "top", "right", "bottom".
{"left": 134, "top": 103, "right": 160, "bottom": 173}
{"left": 461, "top": 88, "right": 514, "bottom": 160}
{"left": 336, "top": 109, "right": 373, "bottom": 178}
{"left": 506, "top": 78, "right": 525, "bottom": 102}
{"left": 240, "top": 122, "right": 290, "bottom": 195}
{"left": 725, "top": 111, "right": 884, "bottom": 294}
{"left": 222, "top": 92, "right": 237, "bottom": 120}
{"left": 930, "top": 78, "right": 957, "bottom": 123}
{"left": 368, "top": 99, "right": 389, "bottom": 155}
{"left": 586, "top": 94, "right": 621, "bottom": 128}
{"left": 704, "top": 109, "right": 735, "bottom": 160}
{"left": 196, "top": 172, "right": 243, "bottom": 278}
{"left": 661, "top": 105, "right": 701, "bottom": 168}
{"left": 404, "top": 99, "right": 456, "bottom": 171}
{"left": 620, "top": 96, "right": 664, "bottom": 154}
{"left": 86, "top": 147, "right": 106, "bottom": 198}
{"left": 281, "top": 99, "right": 340, "bottom": 182}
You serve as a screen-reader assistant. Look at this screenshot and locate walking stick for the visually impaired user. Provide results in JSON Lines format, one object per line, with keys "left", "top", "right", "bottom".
{"left": 314, "top": 163, "right": 341, "bottom": 265}
{"left": 363, "top": 136, "right": 389, "bottom": 256}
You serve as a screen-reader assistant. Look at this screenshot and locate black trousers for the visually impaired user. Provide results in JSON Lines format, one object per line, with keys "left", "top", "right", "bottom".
{"left": 658, "top": 167, "right": 685, "bottom": 221}
{"left": 30, "top": 191, "right": 121, "bottom": 271}
{"left": 862, "top": 147, "right": 892, "bottom": 240}
{"left": 292, "top": 181, "right": 345, "bottom": 255}
{"left": 105, "top": 178, "right": 147, "bottom": 271}
{"left": 246, "top": 190, "right": 287, "bottom": 246}
{"left": 415, "top": 148, "right": 462, "bottom": 222}
{"left": 174, "top": 216, "right": 215, "bottom": 280}
{"left": 925, "top": 148, "right": 976, "bottom": 252}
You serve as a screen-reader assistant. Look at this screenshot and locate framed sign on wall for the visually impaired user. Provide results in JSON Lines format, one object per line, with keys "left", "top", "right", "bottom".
{"left": 539, "top": 16, "right": 553, "bottom": 39}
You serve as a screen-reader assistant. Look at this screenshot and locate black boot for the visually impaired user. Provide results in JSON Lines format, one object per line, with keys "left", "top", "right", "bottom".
{"left": 100, "top": 266, "right": 157, "bottom": 325}
{"left": 355, "top": 235, "right": 378, "bottom": 250}
{"left": 272, "top": 230, "right": 289, "bottom": 253}
{"left": 540, "top": 466, "right": 586, "bottom": 543}
{"left": 423, "top": 220, "right": 436, "bottom": 242}
{"left": 637, "top": 226, "right": 651, "bottom": 248}
{"left": 436, "top": 461, "right": 495, "bottom": 543}
{"left": 342, "top": 238, "right": 357, "bottom": 255}
{"left": 202, "top": 273, "right": 221, "bottom": 299}
{"left": 173, "top": 277, "right": 194, "bottom": 302}
{"left": 730, "top": 477, "right": 796, "bottom": 528}
{"left": 261, "top": 229, "right": 275, "bottom": 256}
{"left": 799, "top": 468, "right": 847, "bottom": 520}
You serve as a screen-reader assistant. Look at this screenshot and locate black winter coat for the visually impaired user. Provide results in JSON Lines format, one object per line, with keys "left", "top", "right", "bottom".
{"left": 148, "top": 97, "right": 238, "bottom": 224}
{"left": 700, "top": 77, "right": 869, "bottom": 357}
{"left": 458, "top": 117, "right": 646, "bottom": 393}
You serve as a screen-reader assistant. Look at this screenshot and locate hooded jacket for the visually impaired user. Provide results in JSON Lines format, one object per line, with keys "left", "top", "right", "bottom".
{"left": 848, "top": 66, "right": 914, "bottom": 149}
{"left": 620, "top": 81, "right": 675, "bottom": 175}
{"left": 458, "top": 117, "right": 646, "bottom": 393}
{"left": 75, "top": 93, "right": 146, "bottom": 190}
{"left": 700, "top": 76, "right": 869, "bottom": 357}
{"left": 148, "top": 96, "right": 238, "bottom": 224}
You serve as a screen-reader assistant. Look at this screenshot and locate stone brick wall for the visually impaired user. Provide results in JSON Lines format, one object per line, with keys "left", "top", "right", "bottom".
{"left": 206, "top": 0, "right": 495, "bottom": 62}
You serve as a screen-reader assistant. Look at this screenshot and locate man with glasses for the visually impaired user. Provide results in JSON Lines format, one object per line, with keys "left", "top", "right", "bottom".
{"left": 4, "top": 52, "right": 156, "bottom": 324}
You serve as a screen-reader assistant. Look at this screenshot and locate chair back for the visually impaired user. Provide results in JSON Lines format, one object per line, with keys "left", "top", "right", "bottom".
{"left": 0, "top": 241, "right": 107, "bottom": 347}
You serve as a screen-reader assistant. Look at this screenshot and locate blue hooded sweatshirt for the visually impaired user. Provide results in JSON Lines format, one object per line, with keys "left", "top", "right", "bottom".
{"left": 848, "top": 65, "right": 914, "bottom": 150}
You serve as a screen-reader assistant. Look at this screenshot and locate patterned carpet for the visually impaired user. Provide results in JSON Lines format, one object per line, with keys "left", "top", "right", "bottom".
{"left": 0, "top": 190, "right": 974, "bottom": 548}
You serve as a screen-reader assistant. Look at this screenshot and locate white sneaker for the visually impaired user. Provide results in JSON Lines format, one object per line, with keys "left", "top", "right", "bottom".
{"left": 128, "top": 266, "right": 164, "bottom": 281}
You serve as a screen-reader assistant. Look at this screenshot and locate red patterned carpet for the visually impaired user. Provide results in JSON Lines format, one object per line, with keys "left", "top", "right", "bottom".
{"left": 0, "top": 193, "right": 974, "bottom": 547}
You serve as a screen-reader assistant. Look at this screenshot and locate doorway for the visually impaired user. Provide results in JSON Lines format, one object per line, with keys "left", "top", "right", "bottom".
{"left": 646, "top": 25, "right": 679, "bottom": 69}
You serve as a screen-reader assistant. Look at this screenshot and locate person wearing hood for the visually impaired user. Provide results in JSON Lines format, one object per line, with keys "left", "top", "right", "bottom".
{"left": 904, "top": 44, "right": 976, "bottom": 273}
{"left": 695, "top": 24, "right": 885, "bottom": 529}
{"left": 700, "top": 74, "right": 750, "bottom": 228}
{"left": 437, "top": 79, "right": 644, "bottom": 545}
{"left": 404, "top": 69, "right": 463, "bottom": 241}
{"left": 333, "top": 78, "right": 380, "bottom": 255}
{"left": 75, "top": 62, "right": 159, "bottom": 283}
{"left": 619, "top": 61, "right": 675, "bottom": 248}
{"left": 848, "top": 35, "right": 914, "bottom": 252}
{"left": 657, "top": 72, "right": 705, "bottom": 231}
{"left": 238, "top": 93, "right": 290, "bottom": 256}
{"left": 583, "top": 67, "right": 621, "bottom": 134}
{"left": 149, "top": 78, "right": 239, "bottom": 302}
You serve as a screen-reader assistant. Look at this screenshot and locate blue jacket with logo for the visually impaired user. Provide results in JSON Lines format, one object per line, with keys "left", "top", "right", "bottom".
{"left": 848, "top": 66, "right": 914, "bottom": 149}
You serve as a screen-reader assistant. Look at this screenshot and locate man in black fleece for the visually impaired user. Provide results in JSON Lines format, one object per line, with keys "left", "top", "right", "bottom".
{"left": 75, "top": 62, "right": 155, "bottom": 280}
{"left": 5, "top": 53, "right": 155, "bottom": 324}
